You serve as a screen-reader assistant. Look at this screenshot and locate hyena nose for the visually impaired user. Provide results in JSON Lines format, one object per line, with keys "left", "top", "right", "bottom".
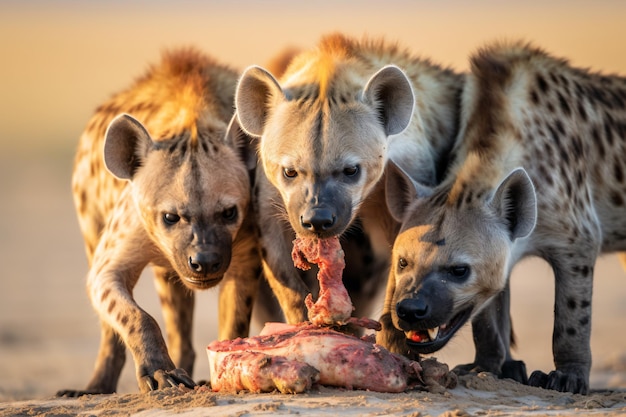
{"left": 188, "top": 252, "right": 222, "bottom": 275}
{"left": 301, "top": 208, "right": 336, "bottom": 233}
{"left": 396, "top": 299, "right": 429, "bottom": 323}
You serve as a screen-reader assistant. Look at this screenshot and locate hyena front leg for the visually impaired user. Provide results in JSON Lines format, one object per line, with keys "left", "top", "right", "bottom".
{"left": 152, "top": 266, "right": 195, "bottom": 374}
{"left": 255, "top": 174, "right": 309, "bottom": 324}
{"left": 217, "top": 211, "right": 262, "bottom": 340}
{"left": 218, "top": 273, "right": 258, "bottom": 340}
{"left": 528, "top": 246, "right": 596, "bottom": 394}
{"left": 259, "top": 233, "right": 309, "bottom": 324}
{"left": 87, "top": 216, "right": 195, "bottom": 393}
{"left": 57, "top": 321, "right": 126, "bottom": 396}
{"left": 454, "top": 281, "right": 528, "bottom": 383}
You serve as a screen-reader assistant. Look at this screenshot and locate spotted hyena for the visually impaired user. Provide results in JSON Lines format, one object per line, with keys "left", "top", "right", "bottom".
{"left": 378, "top": 41, "right": 626, "bottom": 394}
{"left": 234, "top": 33, "right": 463, "bottom": 326}
{"left": 58, "top": 49, "right": 259, "bottom": 396}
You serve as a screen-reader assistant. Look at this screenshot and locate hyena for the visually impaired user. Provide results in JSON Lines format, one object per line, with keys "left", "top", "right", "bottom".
{"left": 59, "top": 48, "right": 259, "bottom": 396}
{"left": 378, "top": 41, "right": 626, "bottom": 394}
{"left": 235, "top": 33, "right": 463, "bottom": 325}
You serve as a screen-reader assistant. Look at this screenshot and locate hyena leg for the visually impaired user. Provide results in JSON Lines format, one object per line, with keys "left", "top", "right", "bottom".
{"left": 152, "top": 266, "right": 195, "bottom": 375}
{"left": 252, "top": 278, "right": 285, "bottom": 328}
{"left": 341, "top": 227, "right": 389, "bottom": 320}
{"left": 218, "top": 218, "right": 262, "bottom": 340}
{"left": 528, "top": 250, "right": 595, "bottom": 394}
{"left": 454, "top": 281, "right": 527, "bottom": 383}
{"left": 256, "top": 176, "right": 309, "bottom": 324}
{"left": 57, "top": 321, "right": 126, "bottom": 397}
{"left": 87, "top": 221, "right": 195, "bottom": 393}
{"left": 217, "top": 266, "right": 261, "bottom": 340}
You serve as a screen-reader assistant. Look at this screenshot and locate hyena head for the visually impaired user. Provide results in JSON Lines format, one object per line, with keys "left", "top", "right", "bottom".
{"left": 235, "top": 62, "right": 414, "bottom": 238}
{"left": 384, "top": 162, "right": 536, "bottom": 354}
{"left": 104, "top": 114, "right": 252, "bottom": 290}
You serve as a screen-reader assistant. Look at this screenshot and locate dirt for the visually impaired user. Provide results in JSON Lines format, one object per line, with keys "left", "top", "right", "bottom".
{"left": 2, "top": 376, "right": 625, "bottom": 417}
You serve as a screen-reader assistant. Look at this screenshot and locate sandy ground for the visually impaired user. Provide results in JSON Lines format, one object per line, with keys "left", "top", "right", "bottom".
{"left": 1, "top": 1, "right": 626, "bottom": 415}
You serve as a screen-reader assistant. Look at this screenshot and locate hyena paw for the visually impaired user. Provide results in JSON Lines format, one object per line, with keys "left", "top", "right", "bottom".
{"left": 452, "top": 362, "right": 491, "bottom": 376}
{"left": 528, "top": 369, "right": 589, "bottom": 394}
{"left": 453, "top": 360, "right": 527, "bottom": 384}
{"left": 501, "top": 360, "right": 528, "bottom": 384}
{"left": 140, "top": 368, "right": 197, "bottom": 392}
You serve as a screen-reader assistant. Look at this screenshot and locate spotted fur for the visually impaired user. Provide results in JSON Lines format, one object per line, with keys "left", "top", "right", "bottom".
{"left": 60, "top": 48, "right": 260, "bottom": 396}
{"left": 379, "top": 41, "right": 626, "bottom": 394}
{"left": 236, "top": 33, "right": 463, "bottom": 326}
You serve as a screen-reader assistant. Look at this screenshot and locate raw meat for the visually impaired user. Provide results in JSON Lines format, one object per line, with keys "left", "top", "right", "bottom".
{"left": 291, "top": 236, "right": 354, "bottom": 325}
{"left": 208, "top": 351, "right": 320, "bottom": 394}
{"left": 207, "top": 322, "right": 455, "bottom": 394}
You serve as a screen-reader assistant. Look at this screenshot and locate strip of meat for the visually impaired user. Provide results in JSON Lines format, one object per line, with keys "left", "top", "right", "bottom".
{"left": 291, "top": 236, "right": 353, "bottom": 325}
{"left": 207, "top": 323, "right": 424, "bottom": 393}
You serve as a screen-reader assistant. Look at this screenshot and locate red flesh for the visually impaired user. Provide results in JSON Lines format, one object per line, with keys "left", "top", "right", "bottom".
{"left": 208, "top": 351, "right": 319, "bottom": 394}
{"left": 207, "top": 322, "right": 422, "bottom": 393}
{"left": 291, "top": 236, "right": 353, "bottom": 325}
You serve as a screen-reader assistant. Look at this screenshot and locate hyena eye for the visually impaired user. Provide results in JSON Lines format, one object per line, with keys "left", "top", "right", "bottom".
{"left": 398, "top": 257, "right": 408, "bottom": 269}
{"left": 343, "top": 165, "right": 359, "bottom": 177}
{"left": 222, "top": 206, "right": 238, "bottom": 222}
{"left": 163, "top": 213, "right": 180, "bottom": 225}
{"left": 448, "top": 265, "right": 470, "bottom": 281}
{"left": 283, "top": 168, "right": 298, "bottom": 179}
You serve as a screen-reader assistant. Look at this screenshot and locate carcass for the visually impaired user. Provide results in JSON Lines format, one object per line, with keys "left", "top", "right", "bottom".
{"left": 207, "top": 323, "right": 419, "bottom": 393}
{"left": 206, "top": 235, "right": 457, "bottom": 394}
{"left": 207, "top": 322, "right": 457, "bottom": 394}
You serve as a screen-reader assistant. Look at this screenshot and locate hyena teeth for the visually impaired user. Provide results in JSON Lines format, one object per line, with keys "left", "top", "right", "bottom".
{"left": 428, "top": 327, "right": 439, "bottom": 341}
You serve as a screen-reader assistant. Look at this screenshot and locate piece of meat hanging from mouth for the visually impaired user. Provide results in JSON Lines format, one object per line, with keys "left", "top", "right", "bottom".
{"left": 291, "top": 235, "right": 354, "bottom": 326}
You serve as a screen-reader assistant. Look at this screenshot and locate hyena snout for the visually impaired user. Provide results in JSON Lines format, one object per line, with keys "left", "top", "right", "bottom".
{"left": 183, "top": 244, "right": 232, "bottom": 284}
{"left": 393, "top": 279, "right": 453, "bottom": 330}
{"left": 187, "top": 251, "right": 226, "bottom": 275}
{"left": 300, "top": 206, "right": 336, "bottom": 233}
{"left": 396, "top": 298, "right": 430, "bottom": 323}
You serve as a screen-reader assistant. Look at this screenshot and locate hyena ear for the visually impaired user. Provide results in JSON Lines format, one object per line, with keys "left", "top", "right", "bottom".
{"left": 103, "top": 113, "right": 152, "bottom": 180}
{"left": 362, "top": 65, "right": 415, "bottom": 136}
{"left": 235, "top": 65, "right": 284, "bottom": 138}
{"left": 385, "top": 159, "right": 433, "bottom": 223}
{"left": 489, "top": 168, "right": 537, "bottom": 240}
{"left": 225, "top": 114, "right": 258, "bottom": 171}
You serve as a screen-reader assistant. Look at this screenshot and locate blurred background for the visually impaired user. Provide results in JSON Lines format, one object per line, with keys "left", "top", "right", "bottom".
{"left": 1, "top": 0, "right": 625, "bottom": 400}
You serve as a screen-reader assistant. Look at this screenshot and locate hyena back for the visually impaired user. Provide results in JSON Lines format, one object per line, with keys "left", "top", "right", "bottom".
{"left": 379, "top": 41, "right": 626, "bottom": 394}
{"left": 60, "top": 48, "right": 259, "bottom": 396}
{"left": 235, "top": 34, "right": 463, "bottom": 325}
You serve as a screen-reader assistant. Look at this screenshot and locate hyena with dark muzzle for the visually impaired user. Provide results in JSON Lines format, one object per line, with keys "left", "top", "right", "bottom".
{"left": 59, "top": 48, "right": 260, "bottom": 396}
{"left": 378, "top": 41, "right": 626, "bottom": 394}
{"left": 235, "top": 33, "right": 463, "bottom": 326}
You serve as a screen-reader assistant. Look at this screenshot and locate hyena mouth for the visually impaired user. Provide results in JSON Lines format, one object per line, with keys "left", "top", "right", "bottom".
{"left": 182, "top": 276, "right": 223, "bottom": 290}
{"left": 403, "top": 307, "right": 473, "bottom": 354}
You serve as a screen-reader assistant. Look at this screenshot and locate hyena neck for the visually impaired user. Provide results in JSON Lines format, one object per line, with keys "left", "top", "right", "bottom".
{"left": 413, "top": 68, "right": 465, "bottom": 175}
{"left": 443, "top": 58, "right": 528, "bottom": 203}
